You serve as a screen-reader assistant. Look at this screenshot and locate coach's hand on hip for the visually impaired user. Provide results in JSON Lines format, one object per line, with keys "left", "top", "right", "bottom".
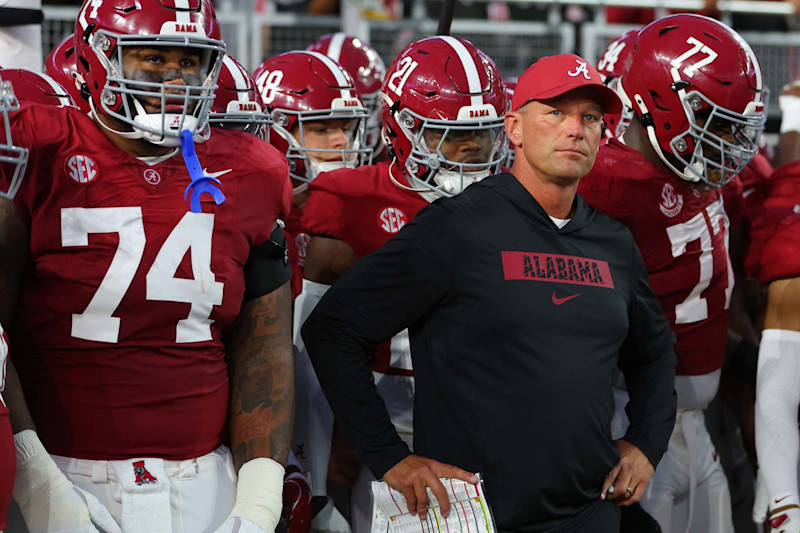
{"left": 600, "top": 439, "right": 654, "bottom": 506}
{"left": 383, "top": 454, "right": 478, "bottom": 518}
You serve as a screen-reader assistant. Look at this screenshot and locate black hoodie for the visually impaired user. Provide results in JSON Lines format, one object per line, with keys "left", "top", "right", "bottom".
{"left": 302, "top": 172, "right": 677, "bottom": 533}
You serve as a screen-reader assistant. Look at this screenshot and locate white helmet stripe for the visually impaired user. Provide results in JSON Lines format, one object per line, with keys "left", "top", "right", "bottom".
{"left": 222, "top": 55, "right": 250, "bottom": 101}
{"left": 326, "top": 33, "right": 347, "bottom": 63}
{"left": 174, "top": 0, "right": 191, "bottom": 24}
{"left": 304, "top": 50, "right": 352, "bottom": 99}
{"left": 438, "top": 36, "right": 483, "bottom": 108}
{"left": 39, "top": 72, "right": 72, "bottom": 100}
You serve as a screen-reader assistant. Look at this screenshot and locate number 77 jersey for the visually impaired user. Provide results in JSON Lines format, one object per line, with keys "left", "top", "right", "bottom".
{"left": 3, "top": 103, "right": 293, "bottom": 460}
{"left": 578, "top": 139, "right": 733, "bottom": 376}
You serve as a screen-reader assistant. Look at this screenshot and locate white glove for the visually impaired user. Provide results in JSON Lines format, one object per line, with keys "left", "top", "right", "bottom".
{"left": 214, "top": 516, "right": 267, "bottom": 533}
{"left": 12, "top": 430, "right": 121, "bottom": 533}
{"left": 214, "top": 458, "right": 285, "bottom": 533}
{"left": 768, "top": 506, "right": 800, "bottom": 533}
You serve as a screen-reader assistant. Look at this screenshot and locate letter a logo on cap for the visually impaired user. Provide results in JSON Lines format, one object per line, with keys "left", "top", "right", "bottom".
{"left": 567, "top": 60, "right": 592, "bottom": 80}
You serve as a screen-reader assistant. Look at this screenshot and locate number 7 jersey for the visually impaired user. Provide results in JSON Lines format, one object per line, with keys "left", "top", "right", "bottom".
{"left": 578, "top": 139, "right": 733, "bottom": 376}
{"left": 3, "top": 104, "right": 293, "bottom": 460}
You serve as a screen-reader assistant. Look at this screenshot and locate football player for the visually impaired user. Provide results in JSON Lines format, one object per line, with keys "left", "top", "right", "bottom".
{"left": 296, "top": 36, "right": 508, "bottom": 533}
{"left": 307, "top": 34, "right": 387, "bottom": 160}
{"left": 208, "top": 55, "right": 271, "bottom": 139}
{"left": 45, "top": 34, "right": 91, "bottom": 114}
{"left": 748, "top": 82, "right": 800, "bottom": 533}
{"left": 577, "top": 14, "right": 765, "bottom": 533}
{"left": 0, "top": 72, "right": 28, "bottom": 533}
{"left": 253, "top": 50, "right": 371, "bottom": 301}
{"left": 1, "top": 1, "right": 294, "bottom": 532}
{"left": 253, "top": 49, "right": 371, "bottom": 533}
{"left": 595, "top": 29, "right": 638, "bottom": 141}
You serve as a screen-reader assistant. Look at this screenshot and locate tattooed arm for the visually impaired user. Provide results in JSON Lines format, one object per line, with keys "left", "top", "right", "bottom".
{"left": 0, "top": 196, "right": 35, "bottom": 433}
{"left": 226, "top": 281, "right": 294, "bottom": 469}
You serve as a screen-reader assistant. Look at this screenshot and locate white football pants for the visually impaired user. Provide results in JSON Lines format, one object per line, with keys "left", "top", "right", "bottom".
{"left": 613, "top": 371, "right": 733, "bottom": 533}
{"left": 6, "top": 445, "right": 236, "bottom": 533}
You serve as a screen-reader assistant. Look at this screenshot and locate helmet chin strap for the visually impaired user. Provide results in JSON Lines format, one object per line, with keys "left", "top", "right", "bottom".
{"left": 433, "top": 168, "right": 490, "bottom": 195}
{"left": 91, "top": 97, "right": 209, "bottom": 148}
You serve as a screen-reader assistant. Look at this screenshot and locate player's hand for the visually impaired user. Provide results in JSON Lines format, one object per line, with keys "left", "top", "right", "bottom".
{"left": 382, "top": 454, "right": 478, "bottom": 519}
{"left": 600, "top": 439, "right": 654, "bottom": 506}
{"left": 767, "top": 505, "right": 800, "bottom": 533}
{"left": 327, "top": 425, "right": 361, "bottom": 487}
{"left": 12, "top": 430, "right": 121, "bottom": 533}
{"left": 283, "top": 468, "right": 312, "bottom": 533}
{"left": 214, "top": 516, "right": 267, "bottom": 533}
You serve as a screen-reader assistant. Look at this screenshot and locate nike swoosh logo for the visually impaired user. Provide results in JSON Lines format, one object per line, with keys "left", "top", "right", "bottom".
{"left": 203, "top": 168, "right": 233, "bottom": 179}
{"left": 552, "top": 291, "right": 582, "bottom": 305}
{"left": 776, "top": 495, "right": 791, "bottom": 504}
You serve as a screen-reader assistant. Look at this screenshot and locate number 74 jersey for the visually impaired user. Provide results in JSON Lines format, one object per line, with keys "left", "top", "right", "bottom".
{"left": 2, "top": 104, "right": 293, "bottom": 460}
{"left": 578, "top": 139, "right": 733, "bottom": 376}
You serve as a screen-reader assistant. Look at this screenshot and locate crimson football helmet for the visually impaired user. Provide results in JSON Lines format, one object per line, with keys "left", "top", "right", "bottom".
{"left": 0, "top": 69, "right": 76, "bottom": 109}
{"left": 596, "top": 29, "right": 638, "bottom": 140}
{"left": 74, "top": 0, "right": 225, "bottom": 147}
{"left": 252, "top": 51, "right": 371, "bottom": 190}
{"left": 208, "top": 55, "right": 271, "bottom": 139}
{"left": 381, "top": 36, "right": 508, "bottom": 197}
{"left": 0, "top": 75, "right": 28, "bottom": 200}
{"left": 307, "top": 34, "right": 386, "bottom": 153}
{"left": 46, "top": 34, "right": 90, "bottom": 114}
{"left": 618, "top": 15, "right": 765, "bottom": 187}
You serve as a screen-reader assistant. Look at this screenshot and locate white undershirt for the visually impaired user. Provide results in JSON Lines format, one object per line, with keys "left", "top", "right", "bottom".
{"left": 549, "top": 216, "right": 571, "bottom": 229}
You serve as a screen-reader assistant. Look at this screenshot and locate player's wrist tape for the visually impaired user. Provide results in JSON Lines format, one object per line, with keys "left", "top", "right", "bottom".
{"left": 12, "top": 429, "right": 72, "bottom": 500}
{"left": 779, "top": 94, "right": 800, "bottom": 134}
{"left": 229, "top": 457, "right": 285, "bottom": 532}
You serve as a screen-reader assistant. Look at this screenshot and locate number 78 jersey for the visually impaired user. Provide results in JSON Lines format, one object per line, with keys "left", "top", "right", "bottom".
{"left": 4, "top": 104, "right": 292, "bottom": 460}
{"left": 578, "top": 140, "right": 733, "bottom": 376}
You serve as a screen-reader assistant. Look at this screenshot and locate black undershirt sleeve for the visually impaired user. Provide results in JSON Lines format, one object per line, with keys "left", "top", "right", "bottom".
{"left": 618, "top": 240, "right": 678, "bottom": 469}
{"left": 301, "top": 202, "right": 457, "bottom": 478}
{"left": 243, "top": 224, "right": 292, "bottom": 301}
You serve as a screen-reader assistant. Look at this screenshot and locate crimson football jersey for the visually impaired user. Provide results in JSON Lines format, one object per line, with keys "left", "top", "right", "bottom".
{"left": 2, "top": 103, "right": 292, "bottom": 460}
{"left": 579, "top": 139, "right": 733, "bottom": 376}
{"left": 283, "top": 204, "right": 308, "bottom": 299}
{"left": 303, "top": 160, "right": 429, "bottom": 260}
{"left": 0, "top": 324, "right": 12, "bottom": 530}
{"left": 746, "top": 160, "right": 800, "bottom": 281}
{"left": 303, "top": 159, "right": 428, "bottom": 376}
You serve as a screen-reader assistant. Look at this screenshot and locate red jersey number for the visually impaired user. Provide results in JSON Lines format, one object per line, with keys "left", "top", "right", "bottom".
{"left": 665, "top": 199, "right": 733, "bottom": 324}
{"left": 61, "top": 208, "right": 224, "bottom": 344}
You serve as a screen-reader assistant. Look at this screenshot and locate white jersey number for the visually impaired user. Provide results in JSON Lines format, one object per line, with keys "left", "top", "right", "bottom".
{"left": 61, "top": 208, "right": 223, "bottom": 344}
{"left": 666, "top": 198, "right": 733, "bottom": 324}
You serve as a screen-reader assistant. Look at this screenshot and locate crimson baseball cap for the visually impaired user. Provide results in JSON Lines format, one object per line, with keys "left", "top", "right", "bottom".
{"left": 511, "top": 54, "right": 622, "bottom": 114}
